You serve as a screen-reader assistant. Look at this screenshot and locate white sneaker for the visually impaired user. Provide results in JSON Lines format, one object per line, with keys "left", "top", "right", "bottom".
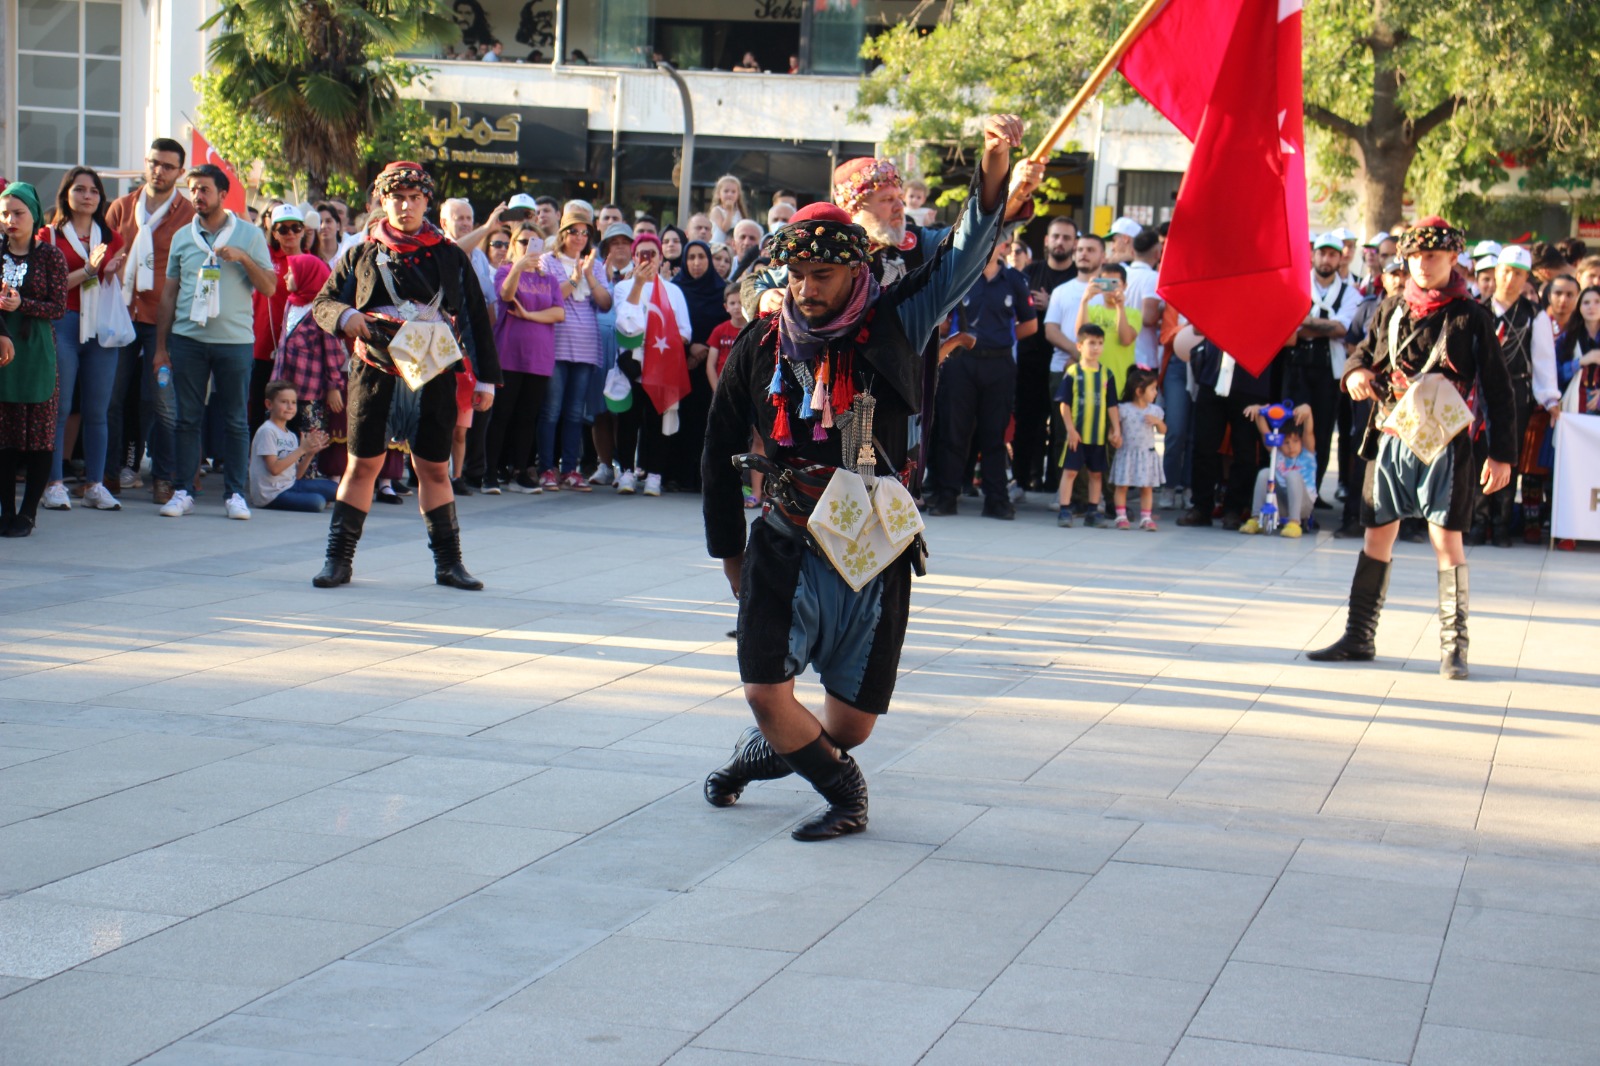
{"left": 1008, "top": 480, "right": 1026, "bottom": 504}
{"left": 224, "top": 493, "right": 252, "bottom": 520}
{"left": 589, "top": 464, "right": 615, "bottom": 487}
{"left": 617, "top": 470, "right": 637, "bottom": 495}
{"left": 643, "top": 473, "right": 662, "bottom": 497}
{"left": 83, "top": 484, "right": 122, "bottom": 511}
{"left": 159, "top": 489, "right": 194, "bottom": 517}
{"left": 119, "top": 466, "right": 142, "bottom": 490}
{"left": 42, "top": 483, "right": 72, "bottom": 511}
{"left": 1157, "top": 488, "right": 1176, "bottom": 510}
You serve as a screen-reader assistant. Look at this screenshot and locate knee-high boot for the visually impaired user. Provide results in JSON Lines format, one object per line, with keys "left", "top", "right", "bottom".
{"left": 1491, "top": 488, "right": 1515, "bottom": 548}
{"left": 312, "top": 501, "right": 367, "bottom": 587}
{"left": 780, "top": 735, "right": 868, "bottom": 842}
{"left": 704, "top": 726, "right": 793, "bottom": 807}
{"left": 423, "top": 502, "right": 483, "bottom": 590}
{"left": 1438, "top": 565, "right": 1469, "bottom": 680}
{"left": 1307, "top": 551, "right": 1390, "bottom": 662}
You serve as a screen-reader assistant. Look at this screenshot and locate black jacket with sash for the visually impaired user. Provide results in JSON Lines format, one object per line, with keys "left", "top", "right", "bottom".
{"left": 311, "top": 236, "right": 502, "bottom": 386}
{"left": 1343, "top": 294, "right": 1515, "bottom": 466}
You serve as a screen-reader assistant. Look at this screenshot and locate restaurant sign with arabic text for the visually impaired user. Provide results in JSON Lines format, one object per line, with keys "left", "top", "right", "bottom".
{"left": 421, "top": 102, "right": 588, "bottom": 172}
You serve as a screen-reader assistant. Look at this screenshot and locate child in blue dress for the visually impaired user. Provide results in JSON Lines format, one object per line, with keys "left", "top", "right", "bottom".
{"left": 1109, "top": 366, "right": 1165, "bottom": 530}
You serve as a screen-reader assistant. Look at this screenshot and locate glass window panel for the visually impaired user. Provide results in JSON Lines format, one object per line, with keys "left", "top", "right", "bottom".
{"left": 85, "top": 59, "right": 122, "bottom": 110}
{"left": 19, "top": 54, "right": 81, "bottom": 110}
{"left": 19, "top": 0, "right": 79, "bottom": 52}
{"left": 810, "top": 1, "right": 865, "bottom": 76}
{"left": 18, "top": 166, "right": 72, "bottom": 201}
{"left": 86, "top": 2, "right": 124, "bottom": 56}
{"left": 597, "top": 0, "right": 652, "bottom": 67}
{"left": 18, "top": 110, "right": 80, "bottom": 165}
{"left": 85, "top": 115, "right": 121, "bottom": 168}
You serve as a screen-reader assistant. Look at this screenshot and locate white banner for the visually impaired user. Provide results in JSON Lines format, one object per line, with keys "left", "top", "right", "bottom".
{"left": 1551, "top": 413, "right": 1600, "bottom": 541}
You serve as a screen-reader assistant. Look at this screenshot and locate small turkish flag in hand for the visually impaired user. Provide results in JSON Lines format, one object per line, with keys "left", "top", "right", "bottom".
{"left": 190, "top": 129, "right": 249, "bottom": 217}
{"left": 1119, "top": 0, "right": 1310, "bottom": 376}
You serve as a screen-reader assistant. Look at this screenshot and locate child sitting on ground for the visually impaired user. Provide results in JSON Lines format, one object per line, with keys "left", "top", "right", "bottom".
{"left": 1240, "top": 421, "right": 1316, "bottom": 537}
{"left": 1109, "top": 366, "right": 1166, "bottom": 530}
{"left": 249, "top": 381, "right": 337, "bottom": 513}
{"left": 1055, "top": 323, "right": 1122, "bottom": 527}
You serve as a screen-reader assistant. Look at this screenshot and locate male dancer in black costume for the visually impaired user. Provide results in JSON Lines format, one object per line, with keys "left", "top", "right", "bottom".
{"left": 1308, "top": 217, "right": 1515, "bottom": 679}
{"left": 310, "top": 161, "right": 501, "bottom": 590}
{"left": 700, "top": 115, "right": 1041, "bottom": 840}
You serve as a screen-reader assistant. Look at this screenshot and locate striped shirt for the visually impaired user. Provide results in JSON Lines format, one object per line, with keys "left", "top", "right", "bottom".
{"left": 1054, "top": 363, "right": 1118, "bottom": 445}
{"left": 549, "top": 255, "right": 603, "bottom": 366}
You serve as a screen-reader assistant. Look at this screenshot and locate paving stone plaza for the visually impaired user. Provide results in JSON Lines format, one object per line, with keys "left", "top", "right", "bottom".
{"left": 1, "top": 491, "right": 1597, "bottom": 1065}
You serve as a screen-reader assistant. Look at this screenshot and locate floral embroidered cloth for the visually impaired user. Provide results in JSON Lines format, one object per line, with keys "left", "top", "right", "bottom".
{"left": 807, "top": 469, "right": 925, "bottom": 591}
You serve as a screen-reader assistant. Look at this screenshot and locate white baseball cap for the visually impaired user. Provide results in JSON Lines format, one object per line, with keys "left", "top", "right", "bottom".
{"left": 1457, "top": 252, "right": 1475, "bottom": 269}
{"left": 269, "top": 204, "right": 305, "bottom": 227}
{"left": 1332, "top": 227, "right": 1358, "bottom": 243}
{"left": 1471, "top": 239, "right": 1503, "bottom": 259}
{"left": 1474, "top": 254, "right": 1498, "bottom": 272}
{"left": 1498, "top": 245, "right": 1532, "bottom": 272}
{"left": 1109, "top": 216, "right": 1143, "bottom": 240}
{"left": 1363, "top": 230, "right": 1391, "bottom": 248}
{"left": 1313, "top": 232, "right": 1343, "bottom": 251}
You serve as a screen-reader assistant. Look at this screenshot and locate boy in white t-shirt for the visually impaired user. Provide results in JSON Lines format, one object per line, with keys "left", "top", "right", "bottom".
{"left": 249, "top": 381, "right": 337, "bottom": 512}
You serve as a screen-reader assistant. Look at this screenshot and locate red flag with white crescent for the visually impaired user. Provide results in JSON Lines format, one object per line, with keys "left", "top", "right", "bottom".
{"left": 1118, "top": 0, "right": 1310, "bottom": 375}
{"left": 190, "top": 128, "right": 249, "bottom": 217}
{"left": 640, "top": 280, "right": 690, "bottom": 415}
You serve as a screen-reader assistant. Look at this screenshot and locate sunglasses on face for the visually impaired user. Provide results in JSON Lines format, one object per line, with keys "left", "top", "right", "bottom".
{"left": 489, "top": 240, "right": 510, "bottom": 249}
{"left": 275, "top": 223, "right": 304, "bottom": 235}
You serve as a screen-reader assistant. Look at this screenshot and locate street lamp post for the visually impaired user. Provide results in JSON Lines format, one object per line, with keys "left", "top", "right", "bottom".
{"left": 656, "top": 60, "right": 694, "bottom": 226}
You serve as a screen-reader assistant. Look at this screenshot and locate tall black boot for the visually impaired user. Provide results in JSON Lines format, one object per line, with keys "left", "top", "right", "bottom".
{"left": 780, "top": 735, "right": 868, "bottom": 841}
{"left": 312, "top": 500, "right": 367, "bottom": 587}
{"left": 1438, "top": 565, "right": 1469, "bottom": 680}
{"left": 423, "top": 502, "right": 483, "bottom": 590}
{"left": 704, "top": 726, "right": 793, "bottom": 807}
{"left": 1491, "top": 489, "right": 1514, "bottom": 548}
{"left": 1307, "top": 551, "right": 1390, "bottom": 662}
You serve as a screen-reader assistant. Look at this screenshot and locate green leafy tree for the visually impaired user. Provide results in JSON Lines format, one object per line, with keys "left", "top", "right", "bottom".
{"left": 860, "top": 0, "right": 1600, "bottom": 233}
{"left": 200, "top": 0, "right": 456, "bottom": 202}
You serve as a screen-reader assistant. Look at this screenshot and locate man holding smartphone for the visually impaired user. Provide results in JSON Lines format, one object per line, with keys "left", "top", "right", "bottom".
{"left": 1074, "top": 263, "right": 1140, "bottom": 399}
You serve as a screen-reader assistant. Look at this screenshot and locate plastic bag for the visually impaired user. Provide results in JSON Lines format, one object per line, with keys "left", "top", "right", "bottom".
{"left": 96, "top": 275, "right": 137, "bottom": 349}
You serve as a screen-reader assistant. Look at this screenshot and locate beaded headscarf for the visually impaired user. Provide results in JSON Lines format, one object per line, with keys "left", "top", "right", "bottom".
{"left": 832, "top": 158, "right": 902, "bottom": 216}
{"left": 372, "top": 161, "right": 435, "bottom": 203}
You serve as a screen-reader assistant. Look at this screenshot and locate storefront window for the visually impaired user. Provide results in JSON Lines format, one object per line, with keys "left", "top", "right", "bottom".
{"left": 15, "top": 0, "right": 122, "bottom": 195}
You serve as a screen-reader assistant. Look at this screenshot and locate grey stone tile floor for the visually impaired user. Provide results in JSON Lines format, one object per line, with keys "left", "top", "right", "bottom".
{"left": 1, "top": 487, "right": 1598, "bottom": 1064}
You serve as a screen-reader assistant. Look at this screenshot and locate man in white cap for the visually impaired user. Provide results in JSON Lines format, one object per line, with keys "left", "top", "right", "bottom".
{"left": 1332, "top": 228, "right": 1359, "bottom": 282}
{"left": 1473, "top": 253, "right": 1498, "bottom": 297}
{"left": 1359, "top": 232, "right": 1397, "bottom": 296}
{"left": 1107, "top": 215, "right": 1142, "bottom": 263}
{"left": 1474, "top": 243, "right": 1561, "bottom": 546}
{"left": 1288, "top": 234, "right": 1358, "bottom": 496}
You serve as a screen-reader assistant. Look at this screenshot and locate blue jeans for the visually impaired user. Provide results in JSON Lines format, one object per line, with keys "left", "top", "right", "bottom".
{"left": 168, "top": 335, "right": 252, "bottom": 501}
{"left": 106, "top": 322, "right": 176, "bottom": 483}
{"left": 264, "top": 478, "right": 339, "bottom": 512}
{"left": 1160, "top": 360, "right": 1193, "bottom": 491}
{"left": 538, "top": 360, "right": 596, "bottom": 474}
{"left": 51, "top": 313, "right": 120, "bottom": 483}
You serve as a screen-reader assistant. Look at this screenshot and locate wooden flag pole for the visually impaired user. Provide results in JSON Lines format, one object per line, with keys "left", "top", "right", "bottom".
{"left": 1005, "top": 0, "right": 1172, "bottom": 217}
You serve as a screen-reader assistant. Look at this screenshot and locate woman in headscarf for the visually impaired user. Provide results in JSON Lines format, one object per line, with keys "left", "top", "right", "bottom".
{"left": 0, "top": 182, "right": 69, "bottom": 537}
{"left": 659, "top": 225, "right": 686, "bottom": 282}
{"left": 669, "top": 239, "right": 728, "bottom": 491}
{"left": 272, "top": 253, "right": 348, "bottom": 462}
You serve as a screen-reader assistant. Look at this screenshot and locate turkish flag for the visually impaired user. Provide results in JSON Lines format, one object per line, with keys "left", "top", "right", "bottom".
{"left": 190, "top": 128, "right": 249, "bottom": 218}
{"left": 640, "top": 280, "right": 690, "bottom": 418}
{"left": 1119, "top": 0, "right": 1309, "bottom": 375}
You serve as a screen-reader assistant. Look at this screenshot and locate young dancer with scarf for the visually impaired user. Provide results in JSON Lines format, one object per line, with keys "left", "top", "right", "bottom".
{"left": 308, "top": 161, "right": 501, "bottom": 590}
{"left": 699, "top": 114, "right": 1023, "bottom": 841}
{"left": 1309, "top": 217, "right": 1516, "bottom": 680}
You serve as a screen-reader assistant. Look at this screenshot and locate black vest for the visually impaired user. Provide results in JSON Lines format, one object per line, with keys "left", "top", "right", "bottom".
{"left": 1486, "top": 294, "right": 1537, "bottom": 382}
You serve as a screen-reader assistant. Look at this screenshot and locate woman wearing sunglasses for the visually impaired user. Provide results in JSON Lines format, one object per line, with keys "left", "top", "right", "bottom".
{"left": 250, "top": 204, "right": 308, "bottom": 435}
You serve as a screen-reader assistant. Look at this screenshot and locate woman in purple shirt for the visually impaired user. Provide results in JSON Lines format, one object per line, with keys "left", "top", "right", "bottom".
{"left": 541, "top": 211, "right": 612, "bottom": 491}
{"left": 486, "top": 227, "right": 564, "bottom": 494}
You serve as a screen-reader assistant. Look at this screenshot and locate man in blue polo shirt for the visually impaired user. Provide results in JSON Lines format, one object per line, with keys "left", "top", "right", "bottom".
{"left": 928, "top": 229, "right": 1038, "bottom": 519}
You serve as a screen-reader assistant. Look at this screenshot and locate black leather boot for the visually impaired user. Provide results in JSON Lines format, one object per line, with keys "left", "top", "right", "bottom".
{"left": 704, "top": 726, "right": 792, "bottom": 807}
{"left": 312, "top": 501, "right": 367, "bottom": 588}
{"left": 1307, "top": 551, "right": 1390, "bottom": 662}
{"left": 423, "top": 502, "right": 483, "bottom": 590}
{"left": 1491, "top": 490, "right": 1514, "bottom": 548}
{"left": 1438, "top": 565, "right": 1469, "bottom": 680}
{"left": 780, "top": 735, "right": 868, "bottom": 841}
